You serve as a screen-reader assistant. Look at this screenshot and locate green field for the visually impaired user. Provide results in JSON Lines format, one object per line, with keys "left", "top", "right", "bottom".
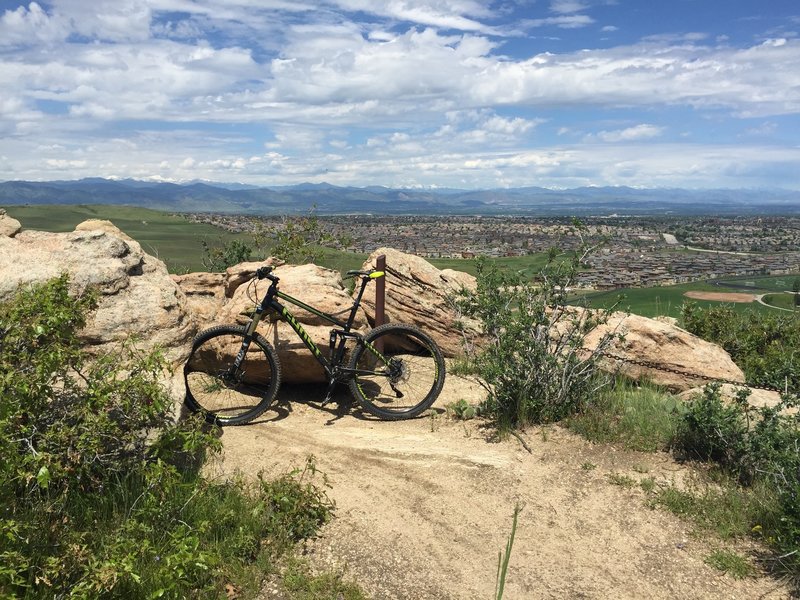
{"left": 573, "top": 274, "right": 799, "bottom": 319}
{"left": 763, "top": 292, "right": 799, "bottom": 310}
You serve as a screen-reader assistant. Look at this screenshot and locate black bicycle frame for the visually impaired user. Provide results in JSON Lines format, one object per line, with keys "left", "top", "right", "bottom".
{"left": 241, "top": 274, "right": 377, "bottom": 379}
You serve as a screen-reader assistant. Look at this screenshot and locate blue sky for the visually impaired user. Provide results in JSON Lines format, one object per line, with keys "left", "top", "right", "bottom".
{"left": 1, "top": 0, "right": 799, "bottom": 189}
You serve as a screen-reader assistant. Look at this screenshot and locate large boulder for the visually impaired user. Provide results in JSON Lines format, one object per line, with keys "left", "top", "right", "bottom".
{"left": 0, "top": 209, "right": 21, "bottom": 237}
{"left": 583, "top": 312, "right": 745, "bottom": 391}
{"left": 213, "top": 263, "right": 369, "bottom": 383}
{"left": 358, "top": 248, "right": 478, "bottom": 357}
{"left": 171, "top": 259, "right": 286, "bottom": 325}
{"left": 0, "top": 219, "right": 196, "bottom": 399}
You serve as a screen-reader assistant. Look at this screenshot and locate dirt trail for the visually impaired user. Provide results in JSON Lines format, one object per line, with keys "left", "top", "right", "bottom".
{"left": 209, "top": 373, "right": 792, "bottom": 600}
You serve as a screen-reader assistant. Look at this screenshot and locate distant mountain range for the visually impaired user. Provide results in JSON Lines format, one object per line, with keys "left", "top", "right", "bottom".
{"left": 1, "top": 178, "right": 798, "bottom": 216}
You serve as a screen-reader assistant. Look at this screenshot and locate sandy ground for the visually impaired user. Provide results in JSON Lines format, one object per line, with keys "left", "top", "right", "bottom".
{"left": 208, "top": 371, "right": 792, "bottom": 600}
{"left": 684, "top": 291, "right": 756, "bottom": 303}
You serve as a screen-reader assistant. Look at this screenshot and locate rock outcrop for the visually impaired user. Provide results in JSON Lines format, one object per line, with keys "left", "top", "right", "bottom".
{"left": 0, "top": 218, "right": 196, "bottom": 400}
{"left": 171, "top": 272, "right": 227, "bottom": 324}
{"left": 357, "top": 248, "right": 479, "bottom": 357}
{"left": 678, "top": 383, "right": 796, "bottom": 415}
{"left": 583, "top": 312, "right": 745, "bottom": 391}
{"left": 0, "top": 209, "right": 21, "bottom": 237}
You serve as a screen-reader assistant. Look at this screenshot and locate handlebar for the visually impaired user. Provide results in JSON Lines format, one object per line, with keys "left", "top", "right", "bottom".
{"left": 256, "top": 265, "right": 278, "bottom": 282}
{"left": 257, "top": 265, "right": 384, "bottom": 283}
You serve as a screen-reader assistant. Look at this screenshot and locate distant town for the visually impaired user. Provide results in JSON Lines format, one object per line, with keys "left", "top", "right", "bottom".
{"left": 182, "top": 213, "right": 800, "bottom": 290}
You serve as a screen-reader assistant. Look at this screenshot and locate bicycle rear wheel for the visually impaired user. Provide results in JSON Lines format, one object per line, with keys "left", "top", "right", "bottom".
{"left": 184, "top": 325, "right": 281, "bottom": 425}
{"left": 348, "top": 323, "right": 445, "bottom": 420}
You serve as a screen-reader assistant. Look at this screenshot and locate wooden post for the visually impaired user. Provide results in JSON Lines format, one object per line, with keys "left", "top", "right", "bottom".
{"left": 375, "top": 254, "right": 386, "bottom": 328}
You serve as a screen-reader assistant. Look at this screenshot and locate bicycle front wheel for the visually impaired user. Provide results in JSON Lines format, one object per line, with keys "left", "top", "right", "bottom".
{"left": 348, "top": 323, "right": 445, "bottom": 420}
{"left": 184, "top": 325, "right": 281, "bottom": 425}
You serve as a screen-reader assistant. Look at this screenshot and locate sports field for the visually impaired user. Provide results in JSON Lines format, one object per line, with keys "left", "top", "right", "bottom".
{"left": 573, "top": 275, "right": 798, "bottom": 319}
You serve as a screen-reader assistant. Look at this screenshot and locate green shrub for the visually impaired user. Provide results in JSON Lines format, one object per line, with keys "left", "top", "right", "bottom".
{"left": 0, "top": 277, "right": 181, "bottom": 501}
{"left": 446, "top": 399, "right": 477, "bottom": 420}
{"left": 201, "top": 237, "right": 253, "bottom": 271}
{"left": 0, "top": 276, "right": 336, "bottom": 598}
{"left": 681, "top": 303, "right": 800, "bottom": 393}
{"left": 454, "top": 241, "right": 618, "bottom": 431}
{"left": 674, "top": 382, "right": 800, "bottom": 580}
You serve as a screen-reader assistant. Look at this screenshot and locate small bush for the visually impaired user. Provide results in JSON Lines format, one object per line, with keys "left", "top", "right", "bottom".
{"left": 681, "top": 303, "right": 800, "bottom": 393}
{"left": 446, "top": 399, "right": 477, "bottom": 420}
{"left": 454, "top": 236, "right": 618, "bottom": 431}
{"left": 201, "top": 237, "right": 253, "bottom": 272}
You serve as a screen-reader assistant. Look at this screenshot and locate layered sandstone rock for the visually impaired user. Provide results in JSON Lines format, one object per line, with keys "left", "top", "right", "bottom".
{"left": 171, "top": 272, "right": 227, "bottom": 324}
{"left": 357, "top": 248, "right": 479, "bottom": 357}
{"left": 0, "top": 218, "right": 196, "bottom": 400}
{"left": 583, "top": 312, "right": 745, "bottom": 391}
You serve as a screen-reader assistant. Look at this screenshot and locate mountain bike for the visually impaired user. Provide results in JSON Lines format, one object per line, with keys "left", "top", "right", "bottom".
{"left": 183, "top": 266, "right": 445, "bottom": 425}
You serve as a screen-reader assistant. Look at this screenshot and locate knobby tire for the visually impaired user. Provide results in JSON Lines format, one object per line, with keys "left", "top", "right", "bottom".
{"left": 348, "top": 323, "right": 445, "bottom": 420}
{"left": 184, "top": 325, "right": 281, "bottom": 425}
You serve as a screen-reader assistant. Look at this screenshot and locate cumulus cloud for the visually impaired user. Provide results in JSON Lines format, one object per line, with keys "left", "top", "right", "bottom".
{"left": 1, "top": 0, "right": 799, "bottom": 189}
{"left": 0, "top": 2, "right": 68, "bottom": 46}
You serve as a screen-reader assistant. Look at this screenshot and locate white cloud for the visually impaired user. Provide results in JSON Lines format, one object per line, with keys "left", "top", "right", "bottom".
{"left": 550, "top": 1, "right": 589, "bottom": 15}
{"left": 743, "top": 121, "right": 777, "bottom": 137}
{"left": 331, "top": 0, "right": 496, "bottom": 33}
{"left": 0, "top": 2, "right": 68, "bottom": 45}
{"left": 467, "top": 40, "right": 800, "bottom": 118}
{"left": 592, "top": 124, "right": 665, "bottom": 142}
{"left": 521, "top": 14, "right": 594, "bottom": 29}
{"left": 1, "top": 1, "right": 800, "bottom": 189}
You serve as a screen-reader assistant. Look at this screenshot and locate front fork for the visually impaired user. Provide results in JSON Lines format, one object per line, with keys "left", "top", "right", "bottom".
{"left": 230, "top": 305, "right": 265, "bottom": 375}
